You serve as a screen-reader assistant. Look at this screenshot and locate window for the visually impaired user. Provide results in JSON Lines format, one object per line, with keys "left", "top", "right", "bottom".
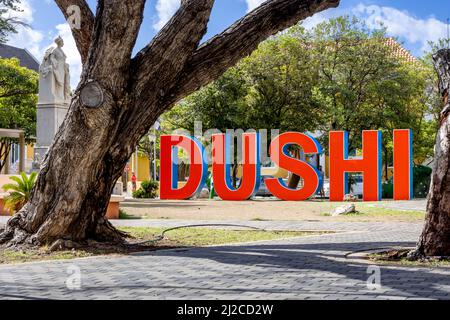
{"left": 10, "top": 144, "right": 19, "bottom": 164}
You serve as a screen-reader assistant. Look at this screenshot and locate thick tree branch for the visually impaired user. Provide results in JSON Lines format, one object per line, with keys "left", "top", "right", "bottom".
{"left": 110, "top": 0, "right": 214, "bottom": 149}
{"left": 83, "top": 0, "right": 146, "bottom": 92}
{"left": 168, "top": 0, "right": 340, "bottom": 103}
{"left": 109, "top": 1, "right": 215, "bottom": 175}
{"left": 54, "top": 0, "right": 95, "bottom": 63}
{"left": 132, "top": 0, "right": 214, "bottom": 96}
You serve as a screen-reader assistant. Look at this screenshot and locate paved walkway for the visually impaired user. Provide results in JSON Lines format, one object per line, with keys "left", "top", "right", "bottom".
{"left": 111, "top": 218, "right": 425, "bottom": 232}
{"left": 371, "top": 199, "right": 427, "bottom": 212}
{"left": 1, "top": 218, "right": 450, "bottom": 300}
{"left": 119, "top": 199, "right": 427, "bottom": 221}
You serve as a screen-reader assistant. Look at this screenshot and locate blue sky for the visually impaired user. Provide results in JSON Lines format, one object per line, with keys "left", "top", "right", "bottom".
{"left": 6, "top": 0, "right": 450, "bottom": 87}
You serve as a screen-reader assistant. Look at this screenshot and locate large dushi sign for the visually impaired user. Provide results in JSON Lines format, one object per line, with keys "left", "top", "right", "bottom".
{"left": 160, "top": 130, "right": 414, "bottom": 202}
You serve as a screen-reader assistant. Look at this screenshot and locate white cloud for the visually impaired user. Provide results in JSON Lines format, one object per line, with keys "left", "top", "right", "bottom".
{"left": 4, "top": 0, "right": 82, "bottom": 88}
{"left": 4, "top": 0, "right": 44, "bottom": 59}
{"left": 153, "top": 0, "right": 180, "bottom": 31}
{"left": 246, "top": 0, "right": 266, "bottom": 12}
{"left": 300, "top": 10, "right": 342, "bottom": 30}
{"left": 7, "top": 0, "right": 34, "bottom": 23}
{"left": 353, "top": 4, "right": 448, "bottom": 54}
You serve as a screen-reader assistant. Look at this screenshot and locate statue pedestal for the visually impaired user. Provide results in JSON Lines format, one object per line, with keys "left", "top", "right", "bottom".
{"left": 34, "top": 102, "right": 69, "bottom": 166}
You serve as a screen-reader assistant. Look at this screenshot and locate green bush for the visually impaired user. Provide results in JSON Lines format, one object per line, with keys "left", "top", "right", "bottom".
{"left": 132, "top": 180, "right": 159, "bottom": 199}
{"left": 382, "top": 165, "right": 432, "bottom": 199}
{"left": 413, "top": 165, "right": 432, "bottom": 198}
{"left": 382, "top": 180, "right": 394, "bottom": 199}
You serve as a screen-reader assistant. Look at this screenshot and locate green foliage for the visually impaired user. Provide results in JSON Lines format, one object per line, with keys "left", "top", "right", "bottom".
{"left": 382, "top": 180, "right": 394, "bottom": 199}
{"left": 119, "top": 209, "right": 140, "bottom": 220}
{"left": 307, "top": 16, "right": 435, "bottom": 159}
{"left": 382, "top": 165, "right": 432, "bottom": 199}
{"left": 0, "top": 0, "right": 25, "bottom": 43}
{"left": 240, "top": 29, "right": 322, "bottom": 132}
{"left": 166, "top": 67, "right": 249, "bottom": 132}
{"left": 165, "top": 28, "right": 322, "bottom": 135}
{"left": 164, "top": 15, "right": 436, "bottom": 164}
{"left": 132, "top": 180, "right": 159, "bottom": 199}
{"left": 3, "top": 171, "right": 37, "bottom": 212}
{"left": 413, "top": 165, "right": 432, "bottom": 198}
{"left": 0, "top": 57, "right": 38, "bottom": 136}
{"left": 0, "top": 57, "right": 38, "bottom": 98}
{"left": 0, "top": 57, "right": 38, "bottom": 171}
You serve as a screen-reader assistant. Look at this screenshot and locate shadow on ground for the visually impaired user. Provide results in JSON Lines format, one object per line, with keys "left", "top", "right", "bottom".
{"left": 145, "top": 240, "right": 450, "bottom": 298}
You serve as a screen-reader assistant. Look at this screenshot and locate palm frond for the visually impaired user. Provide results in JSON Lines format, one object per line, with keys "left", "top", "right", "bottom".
{"left": 8, "top": 176, "right": 26, "bottom": 189}
{"left": 3, "top": 172, "right": 37, "bottom": 213}
{"left": 27, "top": 172, "right": 37, "bottom": 190}
{"left": 2, "top": 183, "right": 23, "bottom": 193}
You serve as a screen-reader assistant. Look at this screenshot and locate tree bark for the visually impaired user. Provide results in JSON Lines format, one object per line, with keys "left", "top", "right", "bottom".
{"left": 412, "top": 49, "right": 450, "bottom": 257}
{"left": 0, "top": 0, "right": 339, "bottom": 248}
{"left": 0, "top": 140, "right": 11, "bottom": 173}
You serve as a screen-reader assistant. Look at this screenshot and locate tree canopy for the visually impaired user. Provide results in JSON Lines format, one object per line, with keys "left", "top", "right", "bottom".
{"left": 165, "top": 16, "right": 438, "bottom": 169}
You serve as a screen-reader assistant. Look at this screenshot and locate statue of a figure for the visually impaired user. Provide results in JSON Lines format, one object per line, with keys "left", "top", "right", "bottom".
{"left": 38, "top": 36, "right": 71, "bottom": 104}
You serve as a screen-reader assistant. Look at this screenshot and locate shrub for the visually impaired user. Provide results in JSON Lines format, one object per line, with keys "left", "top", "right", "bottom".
{"left": 413, "top": 165, "right": 432, "bottom": 198}
{"left": 3, "top": 172, "right": 37, "bottom": 213}
{"left": 132, "top": 180, "right": 159, "bottom": 199}
{"left": 382, "top": 180, "right": 394, "bottom": 199}
{"left": 382, "top": 165, "right": 432, "bottom": 199}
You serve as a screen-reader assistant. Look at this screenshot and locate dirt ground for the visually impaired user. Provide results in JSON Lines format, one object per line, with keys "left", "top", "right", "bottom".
{"left": 121, "top": 199, "right": 426, "bottom": 223}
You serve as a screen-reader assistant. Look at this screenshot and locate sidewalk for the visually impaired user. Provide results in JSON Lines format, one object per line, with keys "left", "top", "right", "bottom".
{"left": 1, "top": 218, "right": 448, "bottom": 300}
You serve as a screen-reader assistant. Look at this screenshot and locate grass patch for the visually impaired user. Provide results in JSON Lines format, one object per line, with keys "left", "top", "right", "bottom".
{"left": 321, "top": 203, "right": 424, "bottom": 221}
{"left": 0, "top": 227, "right": 329, "bottom": 265}
{"left": 121, "top": 227, "right": 327, "bottom": 247}
{"left": 368, "top": 249, "right": 450, "bottom": 268}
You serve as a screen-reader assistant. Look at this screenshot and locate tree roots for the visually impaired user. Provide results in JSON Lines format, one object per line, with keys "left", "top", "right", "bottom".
{"left": 0, "top": 214, "right": 129, "bottom": 251}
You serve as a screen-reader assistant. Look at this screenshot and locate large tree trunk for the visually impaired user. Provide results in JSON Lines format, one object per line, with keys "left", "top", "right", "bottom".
{"left": 412, "top": 49, "right": 450, "bottom": 257}
{"left": 0, "top": 0, "right": 149, "bottom": 247}
{"left": 0, "top": 0, "right": 339, "bottom": 248}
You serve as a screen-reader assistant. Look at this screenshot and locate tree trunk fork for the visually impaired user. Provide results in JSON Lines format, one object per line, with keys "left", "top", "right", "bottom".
{"left": 0, "top": 0, "right": 340, "bottom": 248}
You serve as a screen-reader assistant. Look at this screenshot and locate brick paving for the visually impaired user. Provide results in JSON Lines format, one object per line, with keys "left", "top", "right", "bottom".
{"left": 1, "top": 217, "right": 449, "bottom": 300}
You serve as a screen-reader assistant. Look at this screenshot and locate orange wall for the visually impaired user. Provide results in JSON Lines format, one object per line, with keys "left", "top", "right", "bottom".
{"left": 26, "top": 144, "right": 34, "bottom": 160}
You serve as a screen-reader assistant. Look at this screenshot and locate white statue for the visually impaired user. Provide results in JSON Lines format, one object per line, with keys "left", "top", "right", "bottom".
{"left": 38, "top": 36, "right": 71, "bottom": 104}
